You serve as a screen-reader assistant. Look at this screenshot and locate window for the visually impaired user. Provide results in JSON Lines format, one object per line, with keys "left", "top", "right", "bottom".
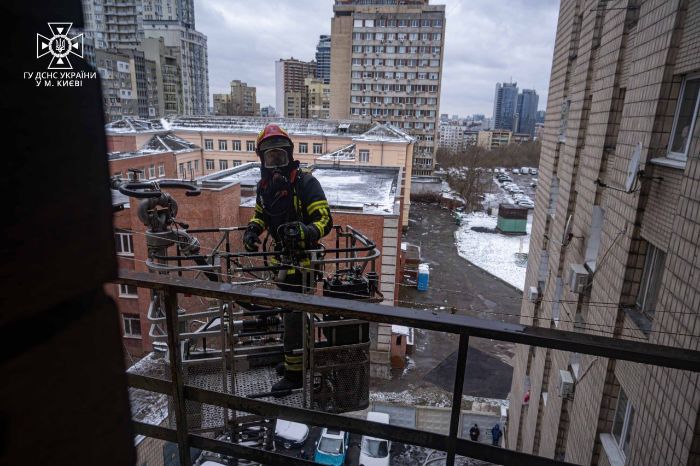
{"left": 636, "top": 243, "right": 665, "bottom": 320}
{"left": 194, "top": 160, "right": 199, "bottom": 171}
{"left": 158, "top": 163, "right": 165, "bottom": 177}
{"left": 359, "top": 150, "right": 370, "bottom": 163}
{"left": 233, "top": 160, "right": 241, "bottom": 167}
{"left": 354, "top": 19, "right": 363, "bottom": 27}
{"left": 219, "top": 160, "right": 228, "bottom": 170}
{"left": 204, "top": 139, "right": 213, "bottom": 150}
{"left": 233, "top": 140, "right": 241, "bottom": 151}
{"left": 313, "top": 143, "right": 323, "bottom": 154}
{"left": 218, "top": 139, "right": 227, "bottom": 151}
{"left": 122, "top": 313, "right": 142, "bottom": 337}
{"left": 205, "top": 159, "right": 214, "bottom": 170}
{"left": 118, "top": 283, "right": 138, "bottom": 297}
{"left": 114, "top": 231, "right": 134, "bottom": 256}
{"left": 611, "top": 388, "right": 635, "bottom": 459}
{"left": 178, "top": 163, "right": 184, "bottom": 176}
{"left": 246, "top": 140, "right": 255, "bottom": 152}
{"left": 365, "top": 19, "right": 374, "bottom": 27}
{"left": 668, "top": 76, "right": 699, "bottom": 160}
{"left": 299, "top": 142, "right": 308, "bottom": 154}
{"left": 186, "top": 161, "right": 192, "bottom": 175}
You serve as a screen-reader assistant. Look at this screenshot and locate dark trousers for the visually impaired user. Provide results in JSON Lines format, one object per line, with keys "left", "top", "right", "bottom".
{"left": 277, "top": 271, "right": 309, "bottom": 373}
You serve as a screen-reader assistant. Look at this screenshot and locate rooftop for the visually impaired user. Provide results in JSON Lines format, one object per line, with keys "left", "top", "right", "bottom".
{"left": 105, "top": 117, "right": 414, "bottom": 143}
{"left": 200, "top": 163, "right": 400, "bottom": 216}
{"left": 108, "top": 132, "right": 199, "bottom": 161}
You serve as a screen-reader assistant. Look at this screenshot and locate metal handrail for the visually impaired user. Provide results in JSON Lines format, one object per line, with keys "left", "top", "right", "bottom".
{"left": 118, "top": 270, "right": 700, "bottom": 466}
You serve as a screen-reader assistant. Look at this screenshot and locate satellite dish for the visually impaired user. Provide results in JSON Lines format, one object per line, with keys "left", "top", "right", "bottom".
{"left": 562, "top": 214, "right": 573, "bottom": 246}
{"left": 625, "top": 143, "right": 642, "bottom": 192}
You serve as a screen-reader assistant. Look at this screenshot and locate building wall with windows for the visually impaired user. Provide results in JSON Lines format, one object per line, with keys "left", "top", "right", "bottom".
{"left": 105, "top": 116, "right": 415, "bottom": 225}
{"left": 508, "top": 2, "right": 700, "bottom": 466}
{"left": 329, "top": 0, "right": 446, "bottom": 176}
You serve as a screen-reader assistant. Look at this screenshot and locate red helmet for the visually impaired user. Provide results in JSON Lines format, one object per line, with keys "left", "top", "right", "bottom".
{"left": 255, "top": 124, "right": 294, "bottom": 156}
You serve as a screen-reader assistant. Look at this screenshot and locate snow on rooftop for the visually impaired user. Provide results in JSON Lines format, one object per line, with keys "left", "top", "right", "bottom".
{"left": 207, "top": 164, "right": 399, "bottom": 215}
{"left": 216, "top": 164, "right": 261, "bottom": 187}
{"left": 105, "top": 117, "right": 164, "bottom": 133}
{"left": 314, "top": 168, "right": 398, "bottom": 214}
{"left": 105, "top": 117, "right": 413, "bottom": 143}
{"left": 317, "top": 143, "right": 356, "bottom": 161}
{"left": 164, "top": 115, "right": 371, "bottom": 136}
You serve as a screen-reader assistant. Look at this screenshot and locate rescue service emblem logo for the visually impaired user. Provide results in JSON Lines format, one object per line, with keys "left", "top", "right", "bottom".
{"left": 37, "top": 23, "right": 83, "bottom": 70}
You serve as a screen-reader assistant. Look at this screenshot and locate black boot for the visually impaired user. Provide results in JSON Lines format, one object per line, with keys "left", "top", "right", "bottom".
{"left": 271, "top": 370, "right": 302, "bottom": 396}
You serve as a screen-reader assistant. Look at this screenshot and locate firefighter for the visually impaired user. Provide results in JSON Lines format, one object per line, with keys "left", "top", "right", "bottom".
{"left": 243, "top": 124, "right": 332, "bottom": 393}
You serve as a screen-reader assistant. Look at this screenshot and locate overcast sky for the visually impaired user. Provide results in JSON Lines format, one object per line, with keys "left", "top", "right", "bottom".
{"left": 196, "top": 0, "right": 559, "bottom": 117}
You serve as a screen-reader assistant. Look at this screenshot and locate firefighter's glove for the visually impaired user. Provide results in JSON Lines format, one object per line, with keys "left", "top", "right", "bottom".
{"left": 243, "top": 227, "right": 261, "bottom": 252}
{"left": 280, "top": 221, "right": 318, "bottom": 250}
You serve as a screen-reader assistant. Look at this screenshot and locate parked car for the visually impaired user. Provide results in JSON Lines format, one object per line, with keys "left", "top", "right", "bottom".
{"left": 314, "top": 428, "right": 349, "bottom": 466}
{"left": 529, "top": 181, "right": 538, "bottom": 188}
{"left": 512, "top": 168, "right": 520, "bottom": 174}
{"left": 359, "top": 412, "right": 391, "bottom": 466}
{"left": 530, "top": 168, "right": 538, "bottom": 175}
{"left": 274, "top": 419, "right": 309, "bottom": 449}
{"left": 521, "top": 167, "right": 529, "bottom": 174}
{"left": 517, "top": 200, "right": 535, "bottom": 208}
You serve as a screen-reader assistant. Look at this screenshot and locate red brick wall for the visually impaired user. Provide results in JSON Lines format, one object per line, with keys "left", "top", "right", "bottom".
{"left": 106, "top": 134, "right": 138, "bottom": 153}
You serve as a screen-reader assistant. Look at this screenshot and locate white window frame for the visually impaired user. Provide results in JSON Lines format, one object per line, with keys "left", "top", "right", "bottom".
{"left": 246, "top": 140, "right": 255, "bottom": 152}
{"left": 148, "top": 164, "right": 155, "bottom": 179}
{"left": 122, "top": 313, "right": 142, "bottom": 338}
{"left": 233, "top": 140, "right": 241, "bottom": 151}
{"left": 611, "top": 388, "right": 635, "bottom": 460}
{"left": 667, "top": 75, "right": 700, "bottom": 161}
{"left": 299, "top": 143, "right": 308, "bottom": 154}
{"left": 219, "top": 159, "right": 228, "bottom": 170}
{"left": 204, "top": 139, "right": 213, "bottom": 150}
{"left": 313, "top": 143, "right": 323, "bottom": 154}
{"left": 359, "top": 149, "right": 370, "bottom": 163}
{"left": 206, "top": 159, "right": 215, "bottom": 170}
{"left": 635, "top": 243, "right": 665, "bottom": 320}
{"left": 158, "top": 163, "right": 165, "bottom": 177}
{"left": 118, "top": 283, "right": 138, "bottom": 298}
{"left": 218, "top": 139, "right": 228, "bottom": 151}
{"left": 114, "top": 231, "right": 134, "bottom": 256}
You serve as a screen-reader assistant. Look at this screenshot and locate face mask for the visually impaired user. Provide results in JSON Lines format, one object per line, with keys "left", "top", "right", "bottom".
{"left": 263, "top": 148, "right": 289, "bottom": 168}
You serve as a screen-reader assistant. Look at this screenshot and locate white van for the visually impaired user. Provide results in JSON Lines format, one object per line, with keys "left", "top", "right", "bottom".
{"left": 359, "top": 412, "right": 391, "bottom": 466}
{"left": 512, "top": 168, "right": 519, "bottom": 174}
{"left": 521, "top": 167, "right": 529, "bottom": 175}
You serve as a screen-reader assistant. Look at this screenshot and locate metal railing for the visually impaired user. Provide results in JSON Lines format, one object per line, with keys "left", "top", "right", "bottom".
{"left": 119, "top": 270, "right": 700, "bottom": 466}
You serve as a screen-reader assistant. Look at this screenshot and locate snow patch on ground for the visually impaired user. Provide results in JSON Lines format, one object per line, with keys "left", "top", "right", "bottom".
{"left": 454, "top": 212, "right": 530, "bottom": 291}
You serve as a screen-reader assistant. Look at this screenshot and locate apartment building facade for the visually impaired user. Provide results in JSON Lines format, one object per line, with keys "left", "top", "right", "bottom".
{"left": 508, "top": 2, "right": 700, "bottom": 466}
{"left": 329, "top": 0, "right": 446, "bottom": 176}
{"left": 275, "top": 58, "right": 318, "bottom": 118}
{"left": 316, "top": 34, "right": 332, "bottom": 84}
{"left": 230, "top": 80, "right": 260, "bottom": 116}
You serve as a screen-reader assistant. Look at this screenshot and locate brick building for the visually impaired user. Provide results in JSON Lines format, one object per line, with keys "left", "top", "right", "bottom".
{"left": 507, "top": 1, "right": 700, "bottom": 466}
{"left": 105, "top": 116, "right": 415, "bottom": 226}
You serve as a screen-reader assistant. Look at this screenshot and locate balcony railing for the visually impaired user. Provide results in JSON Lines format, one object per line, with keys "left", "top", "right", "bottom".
{"left": 119, "top": 270, "right": 700, "bottom": 466}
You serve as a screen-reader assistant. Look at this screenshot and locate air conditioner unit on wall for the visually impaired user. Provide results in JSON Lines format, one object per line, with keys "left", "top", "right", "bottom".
{"left": 568, "top": 263, "right": 590, "bottom": 293}
{"left": 528, "top": 286, "right": 539, "bottom": 303}
{"left": 558, "top": 369, "right": 574, "bottom": 398}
